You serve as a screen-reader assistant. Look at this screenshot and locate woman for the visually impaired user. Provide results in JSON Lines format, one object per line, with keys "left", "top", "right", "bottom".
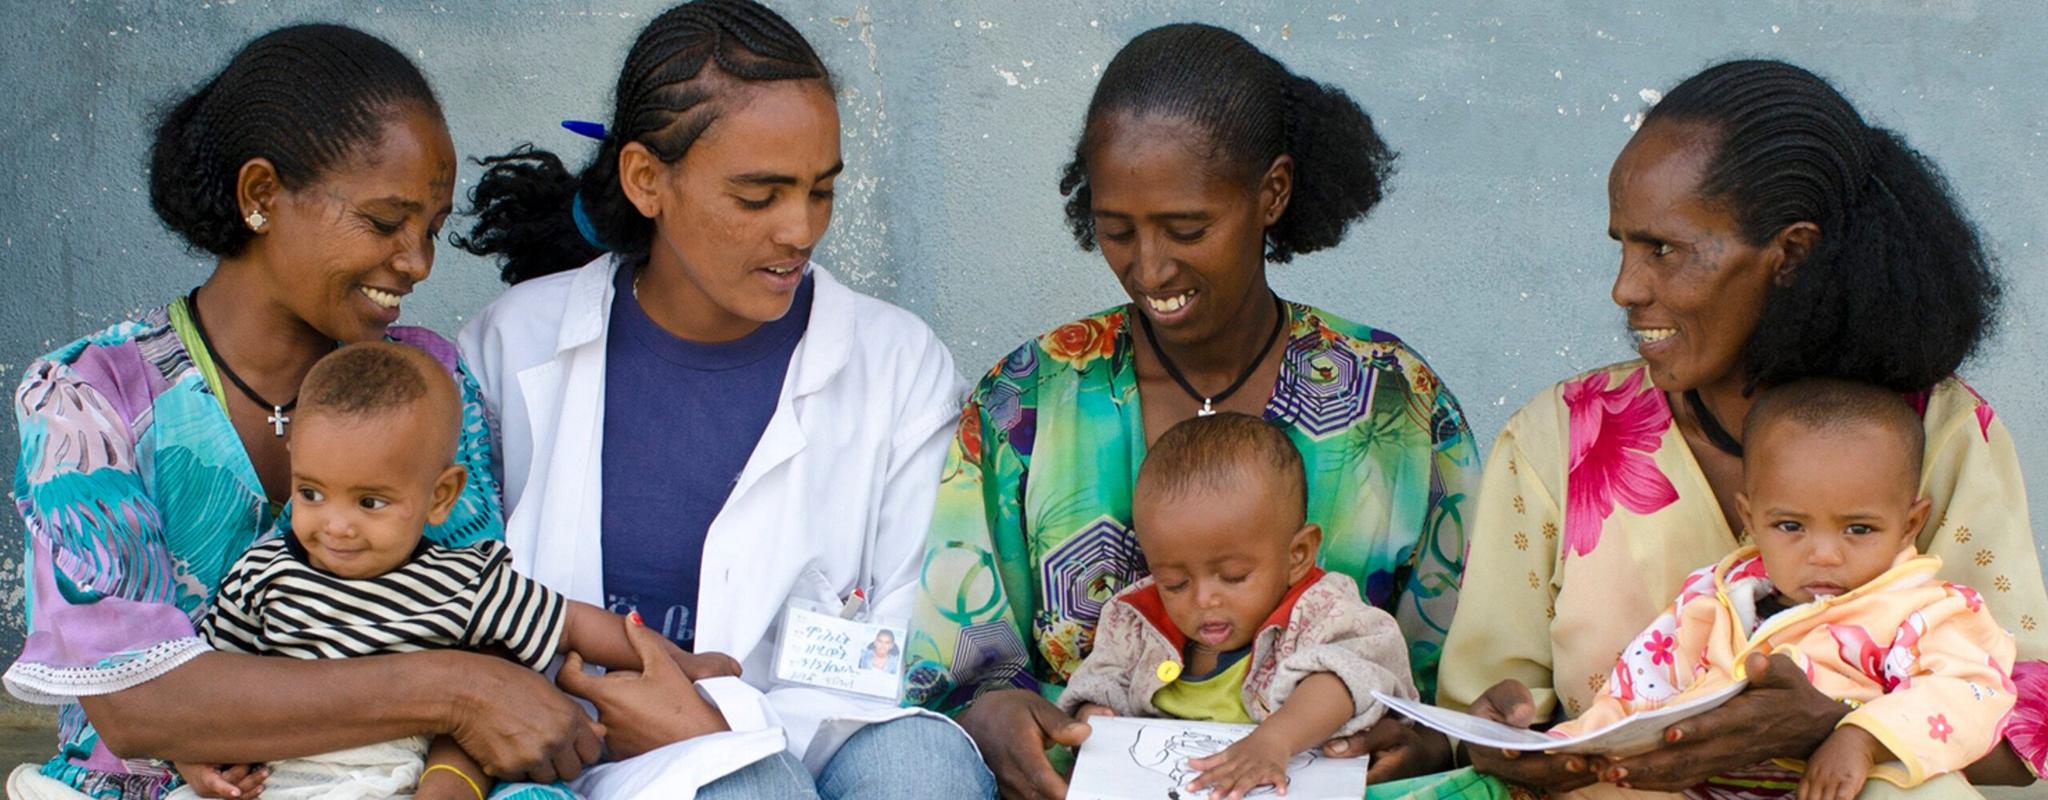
{"left": 2, "top": 25, "right": 598, "bottom": 800}
{"left": 860, "top": 632, "right": 901, "bottom": 674}
{"left": 1440, "top": 60, "right": 2048, "bottom": 797}
{"left": 455, "top": 1, "right": 990, "bottom": 797}
{"left": 905, "top": 23, "right": 1481, "bottom": 799}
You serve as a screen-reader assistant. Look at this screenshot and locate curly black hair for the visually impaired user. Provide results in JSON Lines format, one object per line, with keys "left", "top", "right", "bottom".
{"left": 456, "top": 0, "right": 832, "bottom": 285}
{"left": 1644, "top": 59, "right": 2000, "bottom": 394}
{"left": 1057, "top": 23, "right": 1395, "bottom": 263}
{"left": 148, "top": 24, "right": 442, "bottom": 258}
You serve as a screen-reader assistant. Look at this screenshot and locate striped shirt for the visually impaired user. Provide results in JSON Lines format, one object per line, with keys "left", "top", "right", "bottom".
{"left": 199, "top": 536, "right": 567, "bottom": 671}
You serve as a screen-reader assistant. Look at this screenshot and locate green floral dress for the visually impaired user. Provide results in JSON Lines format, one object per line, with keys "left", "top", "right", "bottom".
{"left": 906, "top": 301, "right": 1481, "bottom": 712}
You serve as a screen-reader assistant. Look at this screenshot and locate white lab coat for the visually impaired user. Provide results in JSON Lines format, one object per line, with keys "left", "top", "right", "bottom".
{"left": 457, "top": 255, "right": 966, "bottom": 796}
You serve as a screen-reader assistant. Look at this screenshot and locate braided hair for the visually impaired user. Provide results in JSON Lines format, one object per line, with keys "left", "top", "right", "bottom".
{"left": 1058, "top": 23, "right": 1395, "bottom": 263}
{"left": 458, "top": 0, "right": 832, "bottom": 284}
{"left": 1643, "top": 59, "right": 2000, "bottom": 393}
{"left": 149, "top": 24, "right": 442, "bottom": 258}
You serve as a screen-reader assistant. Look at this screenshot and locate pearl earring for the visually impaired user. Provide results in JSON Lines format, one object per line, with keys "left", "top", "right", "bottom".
{"left": 245, "top": 209, "right": 267, "bottom": 232}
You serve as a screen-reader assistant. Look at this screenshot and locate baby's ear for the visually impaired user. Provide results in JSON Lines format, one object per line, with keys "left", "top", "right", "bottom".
{"left": 1288, "top": 523, "right": 1322, "bottom": 583}
{"left": 427, "top": 464, "right": 468, "bottom": 526}
{"left": 1903, "top": 495, "right": 1933, "bottom": 543}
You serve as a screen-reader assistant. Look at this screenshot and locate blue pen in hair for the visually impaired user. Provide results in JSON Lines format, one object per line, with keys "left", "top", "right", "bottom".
{"left": 562, "top": 119, "right": 607, "bottom": 140}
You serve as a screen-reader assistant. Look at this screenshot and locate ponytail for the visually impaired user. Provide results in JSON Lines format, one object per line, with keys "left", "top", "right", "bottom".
{"left": 1268, "top": 73, "right": 1395, "bottom": 261}
{"left": 150, "top": 84, "right": 243, "bottom": 256}
{"left": 457, "top": 0, "right": 830, "bottom": 284}
{"left": 457, "top": 146, "right": 604, "bottom": 285}
{"left": 1742, "top": 127, "right": 1997, "bottom": 392}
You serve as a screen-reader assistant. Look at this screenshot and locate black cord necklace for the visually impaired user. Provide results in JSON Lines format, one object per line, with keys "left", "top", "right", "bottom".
{"left": 1684, "top": 389, "right": 1744, "bottom": 458}
{"left": 1136, "top": 295, "right": 1288, "bottom": 417}
{"left": 186, "top": 287, "right": 299, "bottom": 438}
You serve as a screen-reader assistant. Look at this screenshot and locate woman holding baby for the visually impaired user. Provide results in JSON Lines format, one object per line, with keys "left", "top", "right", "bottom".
{"left": 1440, "top": 60, "right": 2048, "bottom": 798}
{"left": 905, "top": 22, "right": 1484, "bottom": 800}
{"left": 0, "top": 23, "right": 599, "bottom": 800}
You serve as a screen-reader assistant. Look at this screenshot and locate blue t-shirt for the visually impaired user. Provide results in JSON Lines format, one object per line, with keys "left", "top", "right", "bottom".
{"left": 600, "top": 265, "right": 812, "bottom": 648}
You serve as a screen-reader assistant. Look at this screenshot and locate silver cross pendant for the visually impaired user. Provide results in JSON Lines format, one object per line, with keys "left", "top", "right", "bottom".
{"left": 268, "top": 405, "right": 290, "bottom": 437}
{"left": 1197, "top": 398, "right": 1216, "bottom": 417}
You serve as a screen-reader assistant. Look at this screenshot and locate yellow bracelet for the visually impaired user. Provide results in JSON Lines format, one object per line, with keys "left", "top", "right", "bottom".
{"left": 421, "top": 763, "right": 485, "bottom": 800}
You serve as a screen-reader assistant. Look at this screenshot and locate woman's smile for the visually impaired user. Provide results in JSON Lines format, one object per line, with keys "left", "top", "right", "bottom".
{"left": 1629, "top": 324, "right": 1678, "bottom": 360}
{"left": 1140, "top": 288, "right": 1199, "bottom": 326}
{"left": 356, "top": 284, "right": 407, "bottom": 325}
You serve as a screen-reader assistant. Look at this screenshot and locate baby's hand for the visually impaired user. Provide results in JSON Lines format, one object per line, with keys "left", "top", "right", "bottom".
{"left": 416, "top": 778, "right": 480, "bottom": 800}
{"left": 1186, "top": 732, "right": 1292, "bottom": 800}
{"left": 652, "top": 636, "right": 741, "bottom": 680}
{"left": 415, "top": 766, "right": 487, "bottom": 800}
{"left": 173, "top": 762, "right": 267, "bottom": 799}
{"left": 1798, "top": 726, "right": 1884, "bottom": 800}
{"left": 1074, "top": 702, "right": 1116, "bottom": 723}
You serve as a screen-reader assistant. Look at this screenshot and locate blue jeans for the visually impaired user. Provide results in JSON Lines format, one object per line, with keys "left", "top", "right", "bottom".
{"left": 698, "top": 715, "right": 994, "bottom": 800}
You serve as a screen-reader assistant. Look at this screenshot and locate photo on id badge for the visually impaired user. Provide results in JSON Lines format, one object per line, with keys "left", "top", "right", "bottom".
{"left": 774, "top": 600, "right": 907, "bottom": 700}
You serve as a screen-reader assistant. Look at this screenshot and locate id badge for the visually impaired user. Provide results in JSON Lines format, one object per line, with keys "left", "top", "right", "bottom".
{"left": 771, "top": 599, "right": 908, "bottom": 702}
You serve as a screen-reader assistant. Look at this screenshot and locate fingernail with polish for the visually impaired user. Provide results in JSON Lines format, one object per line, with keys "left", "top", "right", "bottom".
{"left": 629, "top": 611, "right": 644, "bottom": 626}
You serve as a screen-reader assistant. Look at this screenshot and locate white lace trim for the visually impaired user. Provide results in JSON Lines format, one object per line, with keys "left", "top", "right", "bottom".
{"left": 3, "top": 637, "right": 212, "bottom": 705}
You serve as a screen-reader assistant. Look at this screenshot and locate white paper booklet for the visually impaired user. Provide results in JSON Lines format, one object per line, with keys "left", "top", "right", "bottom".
{"left": 1371, "top": 680, "right": 1746, "bottom": 757}
{"left": 1068, "top": 717, "right": 1368, "bottom": 800}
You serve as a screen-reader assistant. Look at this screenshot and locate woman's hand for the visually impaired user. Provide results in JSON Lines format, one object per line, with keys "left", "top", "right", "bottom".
{"left": 1461, "top": 679, "right": 1600, "bottom": 794}
{"left": 446, "top": 654, "right": 606, "bottom": 784}
{"left": 1073, "top": 702, "right": 1116, "bottom": 723}
{"left": 555, "top": 614, "right": 730, "bottom": 760}
{"left": 1597, "top": 652, "right": 1846, "bottom": 792}
{"left": 1318, "top": 715, "right": 1452, "bottom": 783}
{"left": 173, "top": 762, "right": 267, "bottom": 799}
{"left": 956, "top": 688, "right": 1092, "bottom": 800}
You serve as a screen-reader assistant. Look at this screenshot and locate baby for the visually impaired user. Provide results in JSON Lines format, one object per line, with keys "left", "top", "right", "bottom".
{"left": 172, "top": 342, "right": 736, "bottom": 800}
{"left": 1551, "top": 378, "right": 2016, "bottom": 799}
{"left": 1061, "top": 413, "right": 1417, "bottom": 799}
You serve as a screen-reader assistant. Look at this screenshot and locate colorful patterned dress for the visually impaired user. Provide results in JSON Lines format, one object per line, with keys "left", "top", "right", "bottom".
{"left": 1439, "top": 361, "right": 2048, "bottom": 783}
{"left": 906, "top": 301, "right": 1480, "bottom": 712}
{"left": 4, "top": 300, "right": 506, "bottom": 799}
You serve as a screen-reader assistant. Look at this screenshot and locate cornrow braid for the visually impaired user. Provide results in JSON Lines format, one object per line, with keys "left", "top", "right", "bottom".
{"left": 459, "top": 0, "right": 833, "bottom": 284}
{"left": 1059, "top": 23, "right": 1395, "bottom": 263}
{"left": 149, "top": 24, "right": 442, "bottom": 257}
{"left": 1644, "top": 60, "right": 1999, "bottom": 393}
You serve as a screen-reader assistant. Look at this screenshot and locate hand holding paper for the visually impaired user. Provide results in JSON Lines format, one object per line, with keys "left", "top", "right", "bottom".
{"left": 1370, "top": 680, "right": 1747, "bottom": 758}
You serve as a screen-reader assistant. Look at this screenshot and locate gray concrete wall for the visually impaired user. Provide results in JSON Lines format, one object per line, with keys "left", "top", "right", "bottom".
{"left": 1, "top": 1, "right": 2042, "bottom": 725}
